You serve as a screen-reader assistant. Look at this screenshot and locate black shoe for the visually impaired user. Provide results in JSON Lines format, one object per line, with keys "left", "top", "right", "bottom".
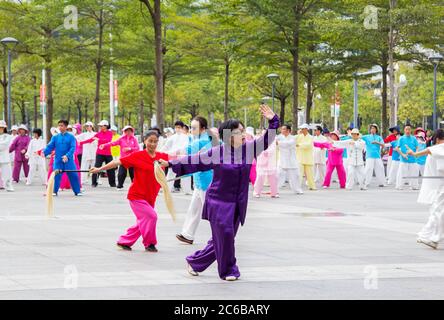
{"left": 176, "top": 234, "right": 193, "bottom": 244}
{"left": 117, "top": 243, "right": 132, "bottom": 251}
{"left": 145, "top": 244, "right": 158, "bottom": 252}
{"left": 110, "top": 184, "right": 117, "bottom": 188}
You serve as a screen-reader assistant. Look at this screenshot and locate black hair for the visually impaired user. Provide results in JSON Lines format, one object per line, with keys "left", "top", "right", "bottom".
{"left": 174, "top": 120, "right": 185, "bottom": 128}
{"left": 218, "top": 119, "right": 244, "bottom": 141}
{"left": 58, "top": 120, "right": 69, "bottom": 126}
{"left": 149, "top": 127, "right": 161, "bottom": 135}
{"left": 183, "top": 124, "right": 189, "bottom": 131}
{"left": 404, "top": 123, "right": 412, "bottom": 128}
{"left": 433, "top": 129, "right": 444, "bottom": 145}
{"left": 33, "top": 128, "right": 42, "bottom": 137}
{"left": 192, "top": 116, "right": 208, "bottom": 130}
{"left": 143, "top": 130, "right": 160, "bottom": 141}
{"left": 282, "top": 124, "right": 292, "bottom": 131}
{"left": 346, "top": 127, "right": 353, "bottom": 131}
{"left": 315, "top": 126, "right": 323, "bottom": 133}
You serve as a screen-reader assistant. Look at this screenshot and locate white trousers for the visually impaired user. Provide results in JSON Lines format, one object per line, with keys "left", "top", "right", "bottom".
{"left": 181, "top": 188, "right": 206, "bottom": 240}
{"left": 396, "top": 162, "right": 419, "bottom": 189}
{"left": 278, "top": 168, "right": 303, "bottom": 193}
{"left": 387, "top": 160, "right": 400, "bottom": 185}
{"left": 346, "top": 165, "right": 366, "bottom": 189}
{"left": 0, "top": 162, "right": 13, "bottom": 190}
{"left": 314, "top": 163, "right": 326, "bottom": 184}
{"left": 364, "top": 158, "right": 385, "bottom": 187}
{"left": 386, "top": 156, "right": 392, "bottom": 180}
{"left": 27, "top": 160, "right": 47, "bottom": 185}
{"left": 418, "top": 188, "right": 444, "bottom": 243}
{"left": 80, "top": 158, "right": 95, "bottom": 185}
{"left": 418, "top": 164, "right": 425, "bottom": 177}
{"left": 167, "top": 169, "right": 192, "bottom": 194}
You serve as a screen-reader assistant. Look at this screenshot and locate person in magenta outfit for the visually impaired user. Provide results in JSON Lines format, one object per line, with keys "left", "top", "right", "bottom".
{"left": 314, "top": 131, "right": 346, "bottom": 189}
{"left": 79, "top": 120, "right": 115, "bottom": 187}
{"left": 9, "top": 124, "right": 31, "bottom": 183}
{"left": 159, "top": 105, "right": 279, "bottom": 281}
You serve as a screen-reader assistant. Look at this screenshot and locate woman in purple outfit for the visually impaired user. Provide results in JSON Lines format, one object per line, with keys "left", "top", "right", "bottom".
{"left": 159, "top": 105, "right": 279, "bottom": 281}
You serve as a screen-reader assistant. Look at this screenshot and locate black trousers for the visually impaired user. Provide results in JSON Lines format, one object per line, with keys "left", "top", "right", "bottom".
{"left": 92, "top": 154, "right": 116, "bottom": 187}
{"left": 117, "top": 166, "right": 134, "bottom": 188}
{"left": 77, "top": 154, "right": 82, "bottom": 166}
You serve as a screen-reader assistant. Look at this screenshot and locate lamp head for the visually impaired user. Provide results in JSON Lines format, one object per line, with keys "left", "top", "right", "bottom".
{"left": 0, "top": 37, "right": 19, "bottom": 49}
{"left": 266, "top": 73, "right": 279, "bottom": 84}
{"left": 429, "top": 54, "right": 443, "bottom": 65}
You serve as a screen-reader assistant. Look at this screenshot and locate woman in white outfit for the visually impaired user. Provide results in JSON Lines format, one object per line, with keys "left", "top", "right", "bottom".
{"left": 407, "top": 129, "right": 444, "bottom": 249}
{"left": 277, "top": 124, "right": 303, "bottom": 194}
{"left": 76, "top": 122, "right": 97, "bottom": 185}
{"left": 313, "top": 126, "right": 327, "bottom": 185}
{"left": 25, "top": 128, "right": 47, "bottom": 185}
{"left": 333, "top": 128, "right": 366, "bottom": 190}
{"left": 0, "top": 120, "right": 14, "bottom": 191}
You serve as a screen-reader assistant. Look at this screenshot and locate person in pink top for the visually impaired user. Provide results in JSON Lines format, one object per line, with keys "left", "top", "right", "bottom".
{"left": 80, "top": 120, "right": 116, "bottom": 187}
{"left": 314, "top": 131, "right": 346, "bottom": 189}
{"left": 99, "top": 125, "right": 140, "bottom": 190}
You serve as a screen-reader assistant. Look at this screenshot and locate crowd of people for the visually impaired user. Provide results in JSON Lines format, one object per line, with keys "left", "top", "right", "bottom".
{"left": 1, "top": 105, "right": 444, "bottom": 280}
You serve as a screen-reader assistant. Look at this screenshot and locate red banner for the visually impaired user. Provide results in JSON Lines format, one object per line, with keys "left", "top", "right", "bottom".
{"left": 40, "top": 85, "right": 46, "bottom": 103}
{"left": 113, "top": 80, "right": 118, "bottom": 101}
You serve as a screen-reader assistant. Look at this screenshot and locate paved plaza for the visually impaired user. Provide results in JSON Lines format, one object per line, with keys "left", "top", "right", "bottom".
{"left": 1, "top": 179, "right": 444, "bottom": 300}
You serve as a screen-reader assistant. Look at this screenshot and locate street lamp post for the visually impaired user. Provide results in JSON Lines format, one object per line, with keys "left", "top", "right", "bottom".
{"left": 1, "top": 37, "right": 19, "bottom": 129}
{"left": 429, "top": 54, "right": 443, "bottom": 131}
{"left": 267, "top": 73, "right": 279, "bottom": 112}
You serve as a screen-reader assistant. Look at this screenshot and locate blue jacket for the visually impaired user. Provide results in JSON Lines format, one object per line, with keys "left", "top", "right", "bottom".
{"left": 44, "top": 132, "right": 77, "bottom": 169}
{"left": 186, "top": 132, "right": 213, "bottom": 191}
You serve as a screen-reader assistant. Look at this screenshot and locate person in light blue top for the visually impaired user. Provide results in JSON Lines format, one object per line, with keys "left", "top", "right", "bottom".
{"left": 361, "top": 124, "right": 386, "bottom": 187}
{"left": 395, "top": 124, "right": 419, "bottom": 190}
{"left": 415, "top": 131, "right": 428, "bottom": 176}
{"left": 387, "top": 135, "right": 401, "bottom": 185}
{"left": 176, "top": 116, "right": 215, "bottom": 245}
{"left": 43, "top": 120, "right": 81, "bottom": 196}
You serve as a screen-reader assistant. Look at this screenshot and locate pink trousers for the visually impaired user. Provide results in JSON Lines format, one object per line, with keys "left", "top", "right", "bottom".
{"left": 118, "top": 200, "right": 158, "bottom": 248}
{"left": 324, "top": 163, "right": 346, "bottom": 188}
{"left": 254, "top": 172, "right": 278, "bottom": 196}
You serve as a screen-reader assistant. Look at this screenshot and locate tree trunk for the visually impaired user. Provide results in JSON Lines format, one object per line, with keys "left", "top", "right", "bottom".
{"left": 46, "top": 66, "right": 53, "bottom": 141}
{"left": 139, "top": 83, "right": 144, "bottom": 135}
{"left": 388, "top": 0, "right": 397, "bottom": 127}
{"left": 77, "top": 102, "right": 82, "bottom": 124}
{"left": 94, "top": 9, "right": 104, "bottom": 129}
{"left": 153, "top": 0, "right": 165, "bottom": 131}
{"left": 279, "top": 97, "right": 286, "bottom": 124}
{"left": 33, "top": 75, "right": 38, "bottom": 129}
{"left": 224, "top": 58, "right": 230, "bottom": 121}
{"left": 306, "top": 68, "right": 313, "bottom": 125}
{"left": 67, "top": 105, "right": 71, "bottom": 123}
{"left": 381, "top": 63, "right": 389, "bottom": 135}
{"left": 2, "top": 66, "right": 7, "bottom": 123}
{"left": 291, "top": 13, "right": 301, "bottom": 132}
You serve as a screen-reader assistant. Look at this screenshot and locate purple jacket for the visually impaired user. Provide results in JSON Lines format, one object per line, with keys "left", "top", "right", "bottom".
{"left": 170, "top": 115, "right": 279, "bottom": 226}
{"left": 9, "top": 135, "right": 31, "bottom": 162}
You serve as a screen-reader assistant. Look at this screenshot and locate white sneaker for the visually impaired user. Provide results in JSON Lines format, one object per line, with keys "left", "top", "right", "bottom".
{"left": 253, "top": 193, "right": 260, "bottom": 198}
{"left": 296, "top": 191, "right": 304, "bottom": 195}
{"left": 271, "top": 194, "right": 280, "bottom": 198}
{"left": 417, "top": 238, "right": 438, "bottom": 249}
{"left": 187, "top": 264, "right": 199, "bottom": 276}
{"left": 224, "top": 276, "right": 238, "bottom": 281}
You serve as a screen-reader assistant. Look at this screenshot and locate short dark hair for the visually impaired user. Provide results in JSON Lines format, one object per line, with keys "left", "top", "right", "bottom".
{"left": 218, "top": 119, "right": 244, "bottom": 141}
{"left": 143, "top": 130, "right": 159, "bottom": 141}
{"left": 433, "top": 129, "right": 444, "bottom": 145}
{"left": 32, "top": 128, "right": 42, "bottom": 137}
{"left": 174, "top": 120, "right": 185, "bottom": 128}
{"left": 282, "top": 124, "right": 291, "bottom": 131}
{"left": 58, "top": 120, "right": 68, "bottom": 126}
{"left": 315, "top": 126, "right": 323, "bottom": 133}
{"left": 183, "top": 124, "right": 189, "bottom": 131}
{"left": 149, "top": 127, "right": 161, "bottom": 135}
{"left": 346, "top": 127, "right": 353, "bottom": 131}
{"left": 192, "top": 116, "right": 208, "bottom": 130}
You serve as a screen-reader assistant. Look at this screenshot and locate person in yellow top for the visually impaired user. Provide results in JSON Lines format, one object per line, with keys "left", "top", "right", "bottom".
{"left": 296, "top": 123, "right": 316, "bottom": 190}
{"left": 110, "top": 125, "right": 121, "bottom": 160}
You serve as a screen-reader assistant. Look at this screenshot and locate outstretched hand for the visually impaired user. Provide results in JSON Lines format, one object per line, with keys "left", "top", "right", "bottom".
{"left": 260, "top": 104, "right": 275, "bottom": 120}
{"left": 157, "top": 159, "right": 170, "bottom": 168}
{"left": 89, "top": 167, "right": 101, "bottom": 174}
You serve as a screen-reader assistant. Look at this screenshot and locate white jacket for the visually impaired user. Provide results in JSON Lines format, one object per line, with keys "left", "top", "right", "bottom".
{"left": 277, "top": 134, "right": 299, "bottom": 169}
{"left": 25, "top": 137, "right": 46, "bottom": 165}
{"left": 0, "top": 133, "right": 12, "bottom": 163}
{"left": 334, "top": 139, "right": 365, "bottom": 166}
{"left": 313, "top": 134, "right": 328, "bottom": 164}
{"left": 77, "top": 131, "right": 97, "bottom": 161}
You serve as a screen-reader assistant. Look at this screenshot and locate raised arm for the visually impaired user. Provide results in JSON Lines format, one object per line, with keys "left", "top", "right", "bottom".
{"left": 253, "top": 105, "right": 280, "bottom": 156}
